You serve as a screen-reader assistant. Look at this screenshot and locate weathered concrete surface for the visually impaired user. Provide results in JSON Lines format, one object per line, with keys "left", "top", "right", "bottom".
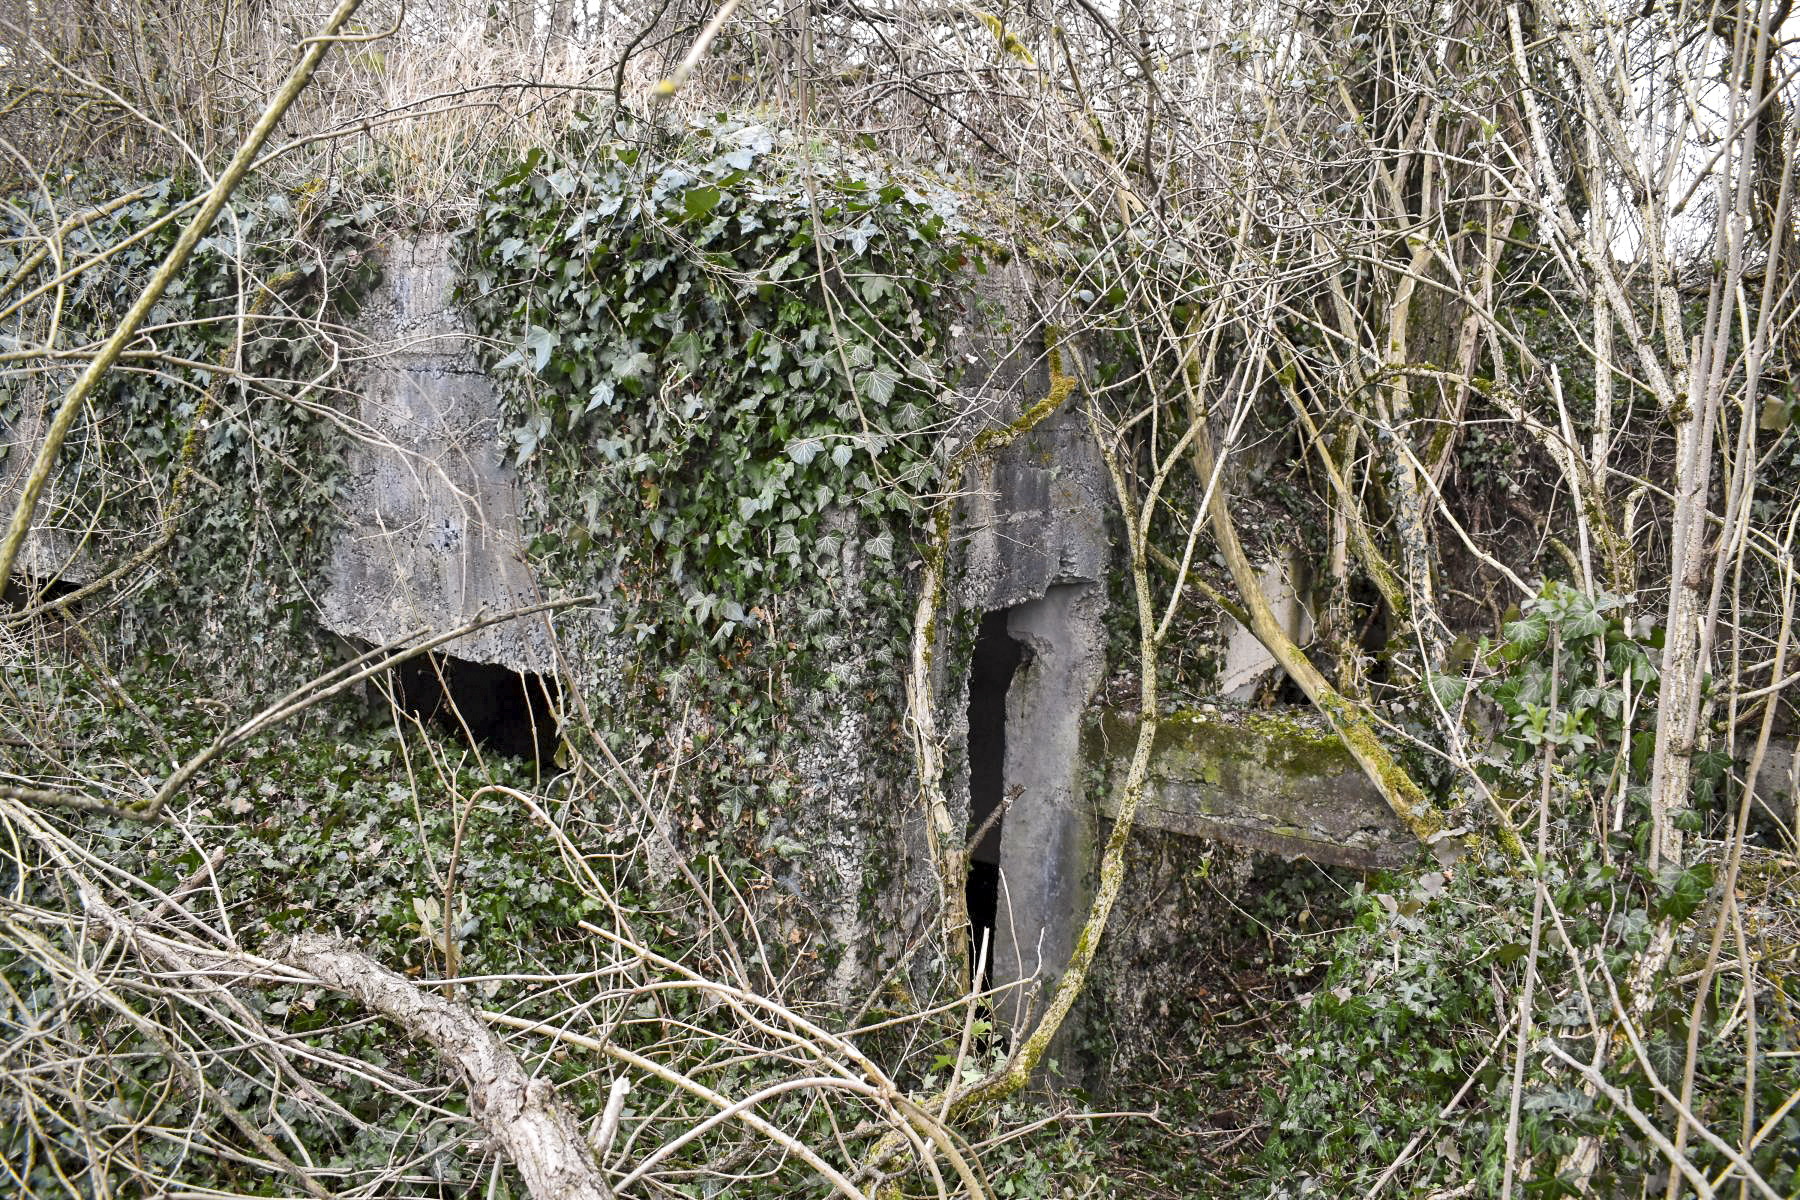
{"left": 944, "top": 261, "right": 1110, "bottom": 615}
{"left": 319, "top": 235, "right": 556, "bottom": 671}
{"left": 924, "top": 271, "right": 1115, "bottom": 1032}
{"left": 1746, "top": 739, "right": 1799, "bottom": 831}
{"left": 952, "top": 401, "right": 1111, "bottom": 615}
{"left": 1218, "top": 551, "right": 1312, "bottom": 701}
{"left": 1086, "top": 706, "right": 1416, "bottom": 869}
{"left": 786, "top": 508, "right": 904, "bottom": 1000}
{"left": 995, "top": 583, "right": 1107, "bottom": 1026}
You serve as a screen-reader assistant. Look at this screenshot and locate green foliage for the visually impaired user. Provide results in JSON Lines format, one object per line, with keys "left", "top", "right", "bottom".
{"left": 1261, "top": 847, "right": 1798, "bottom": 1196}
{"left": 0, "top": 171, "right": 382, "bottom": 668}
{"left": 980, "top": 1104, "right": 1111, "bottom": 1198}
{"left": 1257, "top": 583, "right": 1800, "bottom": 1197}
{"left": 1490, "top": 583, "right": 1652, "bottom": 754}
{"left": 464, "top": 112, "right": 972, "bottom": 644}
{"left": 459, "top": 113, "right": 975, "bottom": 969}
{"left": 0, "top": 652, "right": 609, "bottom": 1194}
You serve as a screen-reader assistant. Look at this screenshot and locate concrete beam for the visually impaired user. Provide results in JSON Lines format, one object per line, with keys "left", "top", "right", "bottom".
{"left": 1085, "top": 706, "right": 1417, "bottom": 869}
{"left": 1745, "top": 740, "right": 1799, "bottom": 832}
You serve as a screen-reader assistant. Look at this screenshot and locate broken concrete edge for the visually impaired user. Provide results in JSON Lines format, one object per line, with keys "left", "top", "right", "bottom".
{"left": 1084, "top": 705, "right": 1421, "bottom": 871}
{"left": 1217, "top": 549, "right": 1312, "bottom": 702}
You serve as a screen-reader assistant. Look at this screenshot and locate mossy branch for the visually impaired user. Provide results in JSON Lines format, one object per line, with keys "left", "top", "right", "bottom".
{"left": 938, "top": 407, "right": 1162, "bottom": 1120}
{"left": 6, "top": 268, "right": 305, "bottom": 623}
{"left": 882, "top": 351, "right": 1185, "bottom": 1153}
{"left": 1189, "top": 417, "right": 1460, "bottom": 849}
{"left": 1176, "top": 335, "right": 1494, "bottom": 856}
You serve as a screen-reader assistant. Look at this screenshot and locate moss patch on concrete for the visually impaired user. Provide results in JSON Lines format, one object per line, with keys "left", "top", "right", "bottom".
{"left": 1085, "top": 705, "right": 1416, "bottom": 869}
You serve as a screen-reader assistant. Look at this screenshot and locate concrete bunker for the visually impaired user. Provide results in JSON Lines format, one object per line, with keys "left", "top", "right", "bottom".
{"left": 391, "top": 653, "right": 561, "bottom": 769}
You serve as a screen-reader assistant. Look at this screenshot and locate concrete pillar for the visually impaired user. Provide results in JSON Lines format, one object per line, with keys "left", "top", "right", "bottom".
{"left": 994, "top": 582, "right": 1106, "bottom": 1031}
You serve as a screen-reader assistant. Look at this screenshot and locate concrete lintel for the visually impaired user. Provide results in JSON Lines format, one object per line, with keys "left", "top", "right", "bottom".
{"left": 1086, "top": 707, "right": 1416, "bottom": 870}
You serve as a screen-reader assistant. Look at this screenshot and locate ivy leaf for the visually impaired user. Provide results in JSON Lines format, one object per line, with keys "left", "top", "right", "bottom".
{"left": 497, "top": 146, "right": 543, "bottom": 188}
{"left": 1562, "top": 592, "right": 1606, "bottom": 639}
{"left": 683, "top": 185, "right": 723, "bottom": 221}
{"left": 1426, "top": 673, "right": 1469, "bottom": 707}
{"left": 525, "top": 324, "right": 558, "bottom": 373}
{"left": 864, "top": 367, "right": 898, "bottom": 407}
{"left": 845, "top": 218, "right": 878, "bottom": 255}
{"left": 859, "top": 275, "right": 895, "bottom": 303}
{"left": 1654, "top": 863, "right": 1714, "bottom": 923}
{"left": 787, "top": 437, "right": 822, "bottom": 465}
{"left": 1502, "top": 611, "right": 1548, "bottom": 657}
{"left": 614, "top": 349, "right": 653, "bottom": 380}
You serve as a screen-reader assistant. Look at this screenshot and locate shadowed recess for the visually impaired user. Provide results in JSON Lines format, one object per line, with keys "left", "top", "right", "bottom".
{"left": 393, "top": 652, "right": 561, "bottom": 769}
{"left": 967, "top": 607, "right": 1024, "bottom": 983}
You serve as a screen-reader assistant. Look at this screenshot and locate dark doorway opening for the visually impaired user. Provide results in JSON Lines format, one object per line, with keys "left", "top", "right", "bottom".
{"left": 966, "top": 608, "right": 1025, "bottom": 984}
{"left": 393, "top": 653, "right": 561, "bottom": 770}
{"left": 4, "top": 574, "right": 83, "bottom": 611}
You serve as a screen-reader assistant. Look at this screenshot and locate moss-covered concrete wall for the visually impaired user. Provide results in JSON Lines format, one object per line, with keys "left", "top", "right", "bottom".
{"left": 1085, "top": 707, "right": 1415, "bottom": 870}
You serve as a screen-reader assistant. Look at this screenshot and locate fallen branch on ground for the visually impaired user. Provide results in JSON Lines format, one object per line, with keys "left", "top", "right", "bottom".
{"left": 281, "top": 933, "right": 615, "bottom": 1200}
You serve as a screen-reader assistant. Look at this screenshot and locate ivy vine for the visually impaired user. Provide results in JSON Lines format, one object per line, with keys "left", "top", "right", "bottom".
{"left": 0, "top": 171, "right": 382, "bottom": 667}
{"left": 463, "top": 112, "right": 976, "bottom": 645}
{"left": 458, "top": 114, "right": 986, "bottom": 942}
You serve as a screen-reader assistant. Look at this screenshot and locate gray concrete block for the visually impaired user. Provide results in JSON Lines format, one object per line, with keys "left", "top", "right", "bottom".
{"left": 318, "top": 234, "right": 557, "bottom": 670}
{"left": 1086, "top": 706, "right": 1416, "bottom": 869}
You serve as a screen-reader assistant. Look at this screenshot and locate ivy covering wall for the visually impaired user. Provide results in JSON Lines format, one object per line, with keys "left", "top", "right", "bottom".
{"left": 461, "top": 112, "right": 985, "bottom": 977}
{"left": 0, "top": 173, "right": 381, "bottom": 667}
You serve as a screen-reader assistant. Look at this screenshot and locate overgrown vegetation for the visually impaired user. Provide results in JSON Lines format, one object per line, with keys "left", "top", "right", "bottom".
{"left": 460, "top": 111, "right": 979, "bottom": 975}
{"left": 0, "top": 173, "right": 381, "bottom": 668}
{"left": 466, "top": 112, "right": 966, "bottom": 643}
{"left": 3, "top": 1, "right": 1800, "bottom": 1198}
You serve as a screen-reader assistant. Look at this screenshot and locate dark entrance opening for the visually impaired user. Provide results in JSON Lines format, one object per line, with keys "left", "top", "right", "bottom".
{"left": 966, "top": 608, "right": 1025, "bottom": 984}
{"left": 4, "top": 574, "right": 83, "bottom": 611}
{"left": 393, "top": 653, "right": 562, "bottom": 771}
